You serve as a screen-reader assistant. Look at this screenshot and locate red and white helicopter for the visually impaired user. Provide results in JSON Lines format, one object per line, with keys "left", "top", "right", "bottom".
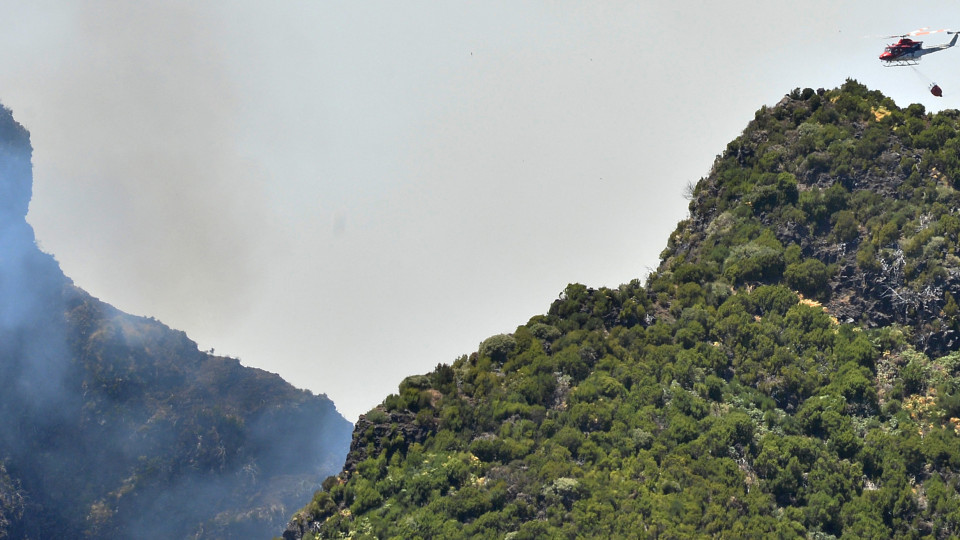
{"left": 879, "top": 28, "right": 958, "bottom": 66}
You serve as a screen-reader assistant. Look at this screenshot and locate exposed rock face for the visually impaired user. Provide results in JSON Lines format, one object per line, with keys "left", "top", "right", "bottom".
{"left": 0, "top": 103, "right": 353, "bottom": 539}
{"left": 341, "top": 410, "right": 436, "bottom": 476}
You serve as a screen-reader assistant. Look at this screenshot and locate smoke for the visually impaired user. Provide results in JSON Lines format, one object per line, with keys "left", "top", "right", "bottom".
{"left": 17, "top": 1, "right": 280, "bottom": 348}
{"left": 0, "top": 103, "right": 352, "bottom": 539}
{"left": 0, "top": 102, "right": 74, "bottom": 414}
{"left": 0, "top": 102, "right": 81, "bottom": 537}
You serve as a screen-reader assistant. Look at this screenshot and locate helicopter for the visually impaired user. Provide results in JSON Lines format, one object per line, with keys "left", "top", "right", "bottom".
{"left": 880, "top": 28, "right": 959, "bottom": 66}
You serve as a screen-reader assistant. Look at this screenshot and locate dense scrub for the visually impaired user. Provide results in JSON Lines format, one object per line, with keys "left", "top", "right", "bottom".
{"left": 285, "top": 81, "right": 960, "bottom": 539}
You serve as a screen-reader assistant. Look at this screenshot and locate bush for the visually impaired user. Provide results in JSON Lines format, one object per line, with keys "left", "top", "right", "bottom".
{"left": 479, "top": 334, "right": 517, "bottom": 363}
{"left": 751, "top": 285, "right": 800, "bottom": 315}
{"left": 784, "top": 259, "right": 831, "bottom": 300}
{"left": 365, "top": 407, "right": 389, "bottom": 424}
{"left": 724, "top": 243, "right": 785, "bottom": 283}
{"left": 832, "top": 210, "right": 859, "bottom": 242}
{"left": 528, "top": 323, "right": 561, "bottom": 342}
{"left": 856, "top": 243, "right": 881, "bottom": 272}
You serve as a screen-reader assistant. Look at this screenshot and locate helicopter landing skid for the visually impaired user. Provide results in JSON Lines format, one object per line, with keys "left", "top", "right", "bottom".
{"left": 883, "top": 59, "right": 921, "bottom": 67}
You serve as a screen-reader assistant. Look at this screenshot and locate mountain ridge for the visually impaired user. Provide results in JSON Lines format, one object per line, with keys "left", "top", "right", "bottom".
{"left": 0, "top": 103, "right": 353, "bottom": 539}
{"left": 284, "top": 80, "right": 960, "bottom": 539}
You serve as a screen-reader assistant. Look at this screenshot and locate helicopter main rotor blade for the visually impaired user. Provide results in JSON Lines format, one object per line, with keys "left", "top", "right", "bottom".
{"left": 874, "top": 27, "right": 953, "bottom": 39}
{"left": 905, "top": 27, "right": 951, "bottom": 37}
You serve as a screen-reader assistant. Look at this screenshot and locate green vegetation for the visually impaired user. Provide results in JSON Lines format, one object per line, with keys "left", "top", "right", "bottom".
{"left": 285, "top": 81, "right": 960, "bottom": 539}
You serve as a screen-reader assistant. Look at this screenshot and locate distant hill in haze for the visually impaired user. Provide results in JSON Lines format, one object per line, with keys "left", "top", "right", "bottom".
{"left": 0, "top": 104, "right": 352, "bottom": 539}
{"left": 284, "top": 81, "right": 960, "bottom": 539}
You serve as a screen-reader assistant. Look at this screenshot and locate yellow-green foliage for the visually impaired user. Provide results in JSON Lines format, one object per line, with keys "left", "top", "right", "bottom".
{"left": 297, "top": 82, "right": 960, "bottom": 539}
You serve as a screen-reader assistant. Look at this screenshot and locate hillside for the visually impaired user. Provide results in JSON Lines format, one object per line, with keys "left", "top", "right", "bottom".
{"left": 0, "top": 104, "right": 353, "bottom": 539}
{"left": 284, "top": 80, "right": 960, "bottom": 539}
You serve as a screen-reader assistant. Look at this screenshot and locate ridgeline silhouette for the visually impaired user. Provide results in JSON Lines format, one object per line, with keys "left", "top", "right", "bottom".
{"left": 285, "top": 81, "right": 960, "bottom": 539}
{"left": 0, "top": 104, "right": 352, "bottom": 539}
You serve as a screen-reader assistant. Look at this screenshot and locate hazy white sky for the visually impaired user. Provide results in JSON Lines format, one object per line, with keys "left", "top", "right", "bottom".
{"left": 0, "top": 2, "right": 957, "bottom": 420}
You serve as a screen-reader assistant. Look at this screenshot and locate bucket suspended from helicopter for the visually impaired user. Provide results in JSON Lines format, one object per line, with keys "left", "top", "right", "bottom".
{"left": 876, "top": 28, "right": 958, "bottom": 97}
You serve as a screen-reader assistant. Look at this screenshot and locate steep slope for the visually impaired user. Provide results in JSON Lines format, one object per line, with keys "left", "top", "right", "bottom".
{"left": 0, "top": 104, "right": 353, "bottom": 539}
{"left": 286, "top": 81, "right": 960, "bottom": 539}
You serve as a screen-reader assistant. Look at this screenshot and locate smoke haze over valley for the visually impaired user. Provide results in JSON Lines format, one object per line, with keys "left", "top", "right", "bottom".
{"left": 0, "top": 105, "right": 352, "bottom": 539}
{"left": 2, "top": 3, "right": 959, "bottom": 421}
{"left": 6, "top": 3, "right": 960, "bottom": 538}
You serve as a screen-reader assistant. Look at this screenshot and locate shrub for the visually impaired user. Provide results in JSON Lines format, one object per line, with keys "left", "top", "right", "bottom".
{"left": 724, "top": 243, "right": 785, "bottom": 283}
{"left": 528, "top": 323, "right": 561, "bottom": 342}
{"left": 831, "top": 210, "right": 858, "bottom": 242}
{"left": 784, "top": 259, "right": 831, "bottom": 300}
{"left": 479, "top": 334, "right": 517, "bottom": 363}
{"left": 856, "top": 243, "right": 881, "bottom": 273}
{"left": 365, "top": 407, "right": 389, "bottom": 424}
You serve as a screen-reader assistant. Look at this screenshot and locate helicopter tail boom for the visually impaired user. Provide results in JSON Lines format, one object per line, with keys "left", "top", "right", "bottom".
{"left": 927, "top": 32, "right": 959, "bottom": 52}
